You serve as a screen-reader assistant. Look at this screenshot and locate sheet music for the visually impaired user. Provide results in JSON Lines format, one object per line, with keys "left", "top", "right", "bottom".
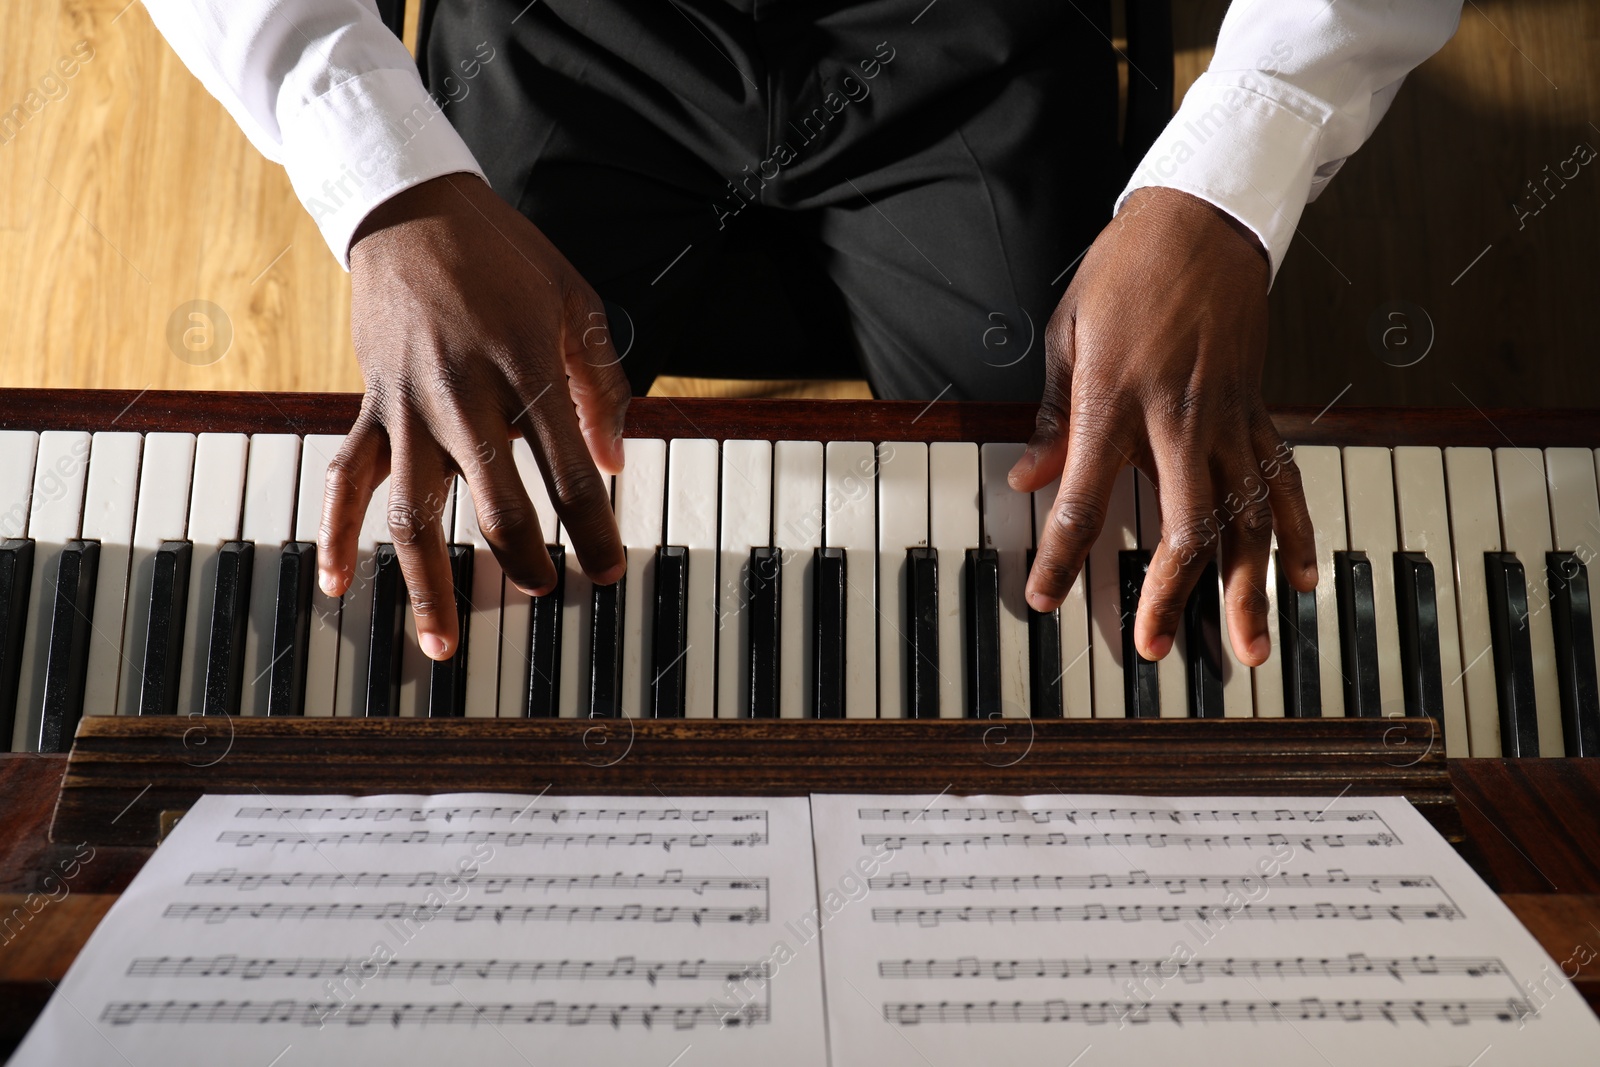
{"left": 11, "top": 794, "right": 826, "bottom": 1067}
{"left": 809, "top": 793, "right": 1600, "bottom": 1067}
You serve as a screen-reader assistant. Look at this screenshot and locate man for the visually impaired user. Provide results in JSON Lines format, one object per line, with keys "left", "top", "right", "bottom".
{"left": 145, "top": 0, "right": 1462, "bottom": 675}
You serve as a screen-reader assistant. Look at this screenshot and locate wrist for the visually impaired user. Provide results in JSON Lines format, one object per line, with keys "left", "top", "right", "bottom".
{"left": 350, "top": 173, "right": 490, "bottom": 262}
{"left": 1120, "top": 186, "right": 1269, "bottom": 267}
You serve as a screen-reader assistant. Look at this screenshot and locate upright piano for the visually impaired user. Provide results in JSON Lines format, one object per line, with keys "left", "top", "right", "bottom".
{"left": 1, "top": 390, "right": 1598, "bottom": 1048}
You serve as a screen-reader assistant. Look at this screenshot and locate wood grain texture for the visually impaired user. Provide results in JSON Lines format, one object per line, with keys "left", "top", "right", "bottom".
{"left": 0, "top": 390, "right": 1595, "bottom": 448}
{"left": 1450, "top": 758, "right": 1600, "bottom": 894}
{"left": 1, "top": 2, "right": 1596, "bottom": 408}
{"left": 48, "top": 715, "right": 1456, "bottom": 847}
{"left": 0, "top": 892, "right": 117, "bottom": 1053}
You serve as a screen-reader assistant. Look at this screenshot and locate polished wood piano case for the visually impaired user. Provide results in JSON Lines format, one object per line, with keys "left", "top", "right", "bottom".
{"left": 2, "top": 391, "right": 1599, "bottom": 1050}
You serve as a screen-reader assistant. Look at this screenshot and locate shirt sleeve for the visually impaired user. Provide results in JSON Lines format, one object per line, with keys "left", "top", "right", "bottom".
{"left": 142, "top": 0, "right": 487, "bottom": 268}
{"left": 1117, "top": 0, "right": 1463, "bottom": 281}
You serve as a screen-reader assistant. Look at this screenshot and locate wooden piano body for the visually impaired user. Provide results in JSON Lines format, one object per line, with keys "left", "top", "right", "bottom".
{"left": 1, "top": 391, "right": 1599, "bottom": 1052}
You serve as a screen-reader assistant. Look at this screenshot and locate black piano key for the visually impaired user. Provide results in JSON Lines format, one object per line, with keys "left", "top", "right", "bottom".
{"left": 427, "top": 545, "right": 474, "bottom": 718}
{"left": 813, "top": 547, "right": 847, "bottom": 719}
{"left": 364, "top": 543, "right": 405, "bottom": 717}
{"left": 0, "top": 539, "right": 34, "bottom": 743}
{"left": 1548, "top": 551, "right": 1600, "bottom": 756}
{"left": 1394, "top": 551, "right": 1445, "bottom": 726}
{"left": 649, "top": 545, "right": 686, "bottom": 719}
{"left": 1334, "top": 550, "right": 1382, "bottom": 718}
{"left": 907, "top": 547, "right": 942, "bottom": 719}
{"left": 1118, "top": 549, "right": 1159, "bottom": 719}
{"left": 526, "top": 544, "right": 566, "bottom": 717}
{"left": 267, "top": 542, "right": 315, "bottom": 716}
{"left": 966, "top": 547, "right": 1002, "bottom": 719}
{"left": 747, "top": 547, "right": 782, "bottom": 718}
{"left": 1484, "top": 551, "right": 1540, "bottom": 757}
{"left": 38, "top": 540, "right": 99, "bottom": 753}
{"left": 588, "top": 578, "right": 625, "bottom": 718}
{"left": 1024, "top": 548, "right": 1061, "bottom": 720}
{"left": 1183, "top": 561, "right": 1224, "bottom": 719}
{"left": 200, "top": 541, "right": 254, "bottom": 718}
{"left": 1277, "top": 549, "right": 1321, "bottom": 718}
{"left": 139, "top": 541, "right": 192, "bottom": 716}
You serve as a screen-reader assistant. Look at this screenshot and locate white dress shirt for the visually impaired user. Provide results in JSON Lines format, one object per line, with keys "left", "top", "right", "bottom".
{"left": 143, "top": 0, "right": 1462, "bottom": 278}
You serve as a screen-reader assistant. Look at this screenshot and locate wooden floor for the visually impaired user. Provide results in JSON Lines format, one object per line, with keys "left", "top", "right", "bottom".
{"left": 0, "top": 1, "right": 1595, "bottom": 409}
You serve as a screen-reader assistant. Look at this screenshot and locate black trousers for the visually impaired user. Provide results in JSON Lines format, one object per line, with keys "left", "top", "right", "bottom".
{"left": 422, "top": 0, "right": 1121, "bottom": 402}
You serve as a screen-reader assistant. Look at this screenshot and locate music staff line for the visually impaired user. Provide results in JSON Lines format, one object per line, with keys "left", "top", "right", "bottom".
{"left": 163, "top": 902, "right": 769, "bottom": 926}
{"left": 863, "top": 832, "right": 1399, "bottom": 852}
{"left": 127, "top": 955, "right": 770, "bottom": 986}
{"left": 185, "top": 869, "right": 769, "bottom": 898}
{"left": 859, "top": 807, "right": 1392, "bottom": 832}
{"left": 235, "top": 806, "right": 768, "bottom": 827}
{"left": 870, "top": 902, "right": 1462, "bottom": 926}
{"left": 866, "top": 870, "right": 1447, "bottom": 898}
{"left": 100, "top": 999, "right": 768, "bottom": 1030}
{"left": 880, "top": 998, "right": 1535, "bottom": 1027}
{"left": 877, "top": 954, "right": 1514, "bottom": 985}
{"left": 215, "top": 831, "right": 768, "bottom": 852}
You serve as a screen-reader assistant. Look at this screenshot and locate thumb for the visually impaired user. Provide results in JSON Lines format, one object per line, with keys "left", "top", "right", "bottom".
{"left": 563, "top": 294, "right": 631, "bottom": 476}
{"left": 1010, "top": 304, "right": 1075, "bottom": 492}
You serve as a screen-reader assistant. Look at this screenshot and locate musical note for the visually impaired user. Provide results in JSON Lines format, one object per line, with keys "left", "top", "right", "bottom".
{"left": 875, "top": 998, "right": 1533, "bottom": 1026}
{"left": 215, "top": 831, "right": 769, "bottom": 852}
{"left": 97, "top": 999, "right": 769, "bottom": 1029}
{"left": 868, "top": 902, "right": 1464, "bottom": 927}
{"left": 162, "top": 902, "right": 769, "bottom": 925}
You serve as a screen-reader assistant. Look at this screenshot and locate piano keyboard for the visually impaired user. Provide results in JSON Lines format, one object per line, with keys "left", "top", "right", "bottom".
{"left": 2, "top": 417, "right": 1598, "bottom": 760}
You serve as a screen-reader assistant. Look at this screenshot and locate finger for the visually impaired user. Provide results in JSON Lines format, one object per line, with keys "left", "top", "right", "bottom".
{"left": 563, "top": 294, "right": 630, "bottom": 476}
{"left": 1215, "top": 455, "right": 1276, "bottom": 667}
{"left": 515, "top": 389, "right": 625, "bottom": 586}
{"left": 1010, "top": 309, "right": 1073, "bottom": 492}
{"left": 319, "top": 416, "right": 390, "bottom": 598}
{"left": 386, "top": 424, "right": 460, "bottom": 660}
{"left": 1026, "top": 423, "right": 1126, "bottom": 612}
{"left": 457, "top": 421, "right": 559, "bottom": 597}
{"left": 1136, "top": 448, "right": 1216, "bottom": 661}
{"left": 1253, "top": 415, "right": 1318, "bottom": 593}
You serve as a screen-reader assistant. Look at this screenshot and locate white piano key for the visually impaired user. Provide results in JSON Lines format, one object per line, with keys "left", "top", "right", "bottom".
{"left": 501, "top": 438, "right": 562, "bottom": 718}
{"left": 296, "top": 435, "right": 342, "bottom": 717}
{"left": 118, "top": 433, "right": 196, "bottom": 718}
{"left": 1254, "top": 532, "right": 1285, "bottom": 718}
{"left": 1031, "top": 477, "right": 1092, "bottom": 717}
{"left": 13, "top": 431, "right": 88, "bottom": 750}
{"left": 177, "top": 433, "right": 250, "bottom": 715}
{"left": 826, "top": 442, "right": 877, "bottom": 719}
{"left": 452, "top": 480, "right": 503, "bottom": 718}
{"left": 333, "top": 471, "right": 390, "bottom": 718}
{"left": 1296, "top": 445, "right": 1348, "bottom": 718}
{"left": 982, "top": 443, "right": 1031, "bottom": 720}
{"left": 1090, "top": 467, "right": 1139, "bottom": 718}
{"left": 717, "top": 440, "right": 772, "bottom": 719}
{"left": 930, "top": 443, "right": 980, "bottom": 719}
{"left": 617, "top": 438, "right": 667, "bottom": 718}
{"left": 398, "top": 483, "right": 455, "bottom": 717}
{"left": 1495, "top": 447, "right": 1564, "bottom": 756}
{"left": 667, "top": 439, "right": 719, "bottom": 719}
{"left": 80, "top": 433, "right": 142, "bottom": 720}
{"left": 877, "top": 442, "right": 929, "bottom": 719}
{"left": 0, "top": 432, "right": 39, "bottom": 543}
{"left": 773, "top": 441, "right": 824, "bottom": 719}
{"left": 1444, "top": 447, "right": 1504, "bottom": 756}
{"left": 1135, "top": 472, "right": 1187, "bottom": 718}
{"left": 240, "top": 435, "right": 300, "bottom": 716}
{"left": 1393, "top": 447, "right": 1470, "bottom": 756}
{"left": 1342, "top": 446, "right": 1404, "bottom": 717}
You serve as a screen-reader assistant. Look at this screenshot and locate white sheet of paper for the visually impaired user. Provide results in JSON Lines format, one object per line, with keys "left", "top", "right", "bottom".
{"left": 13, "top": 794, "right": 827, "bottom": 1067}
{"left": 809, "top": 793, "right": 1600, "bottom": 1067}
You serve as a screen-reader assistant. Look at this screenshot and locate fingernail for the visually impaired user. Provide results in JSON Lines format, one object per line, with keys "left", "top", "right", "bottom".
{"left": 1008, "top": 450, "right": 1036, "bottom": 487}
{"left": 1145, "top": 633, "right": 1172, "bottom": 660}
{"left": 597, "top": 561, "right": 626, "bottom": 586}
{"left": 421, "top": 633, "right": 448, "bottom": 659}
{"left": 1249, "top": 633, "right": 1271, "bottom": 663}
{"left": 1027, "top": 590, "right": 1056, "bottom": 612}
{"left": 319, "top": 570, "right": 338, "bottom": 597}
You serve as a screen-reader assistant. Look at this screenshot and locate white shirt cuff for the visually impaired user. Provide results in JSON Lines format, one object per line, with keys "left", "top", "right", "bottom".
{"left": 1116, "top": 73, "right": 1330, "bottom": 283}
{"left": 278, "top": 67, "right": 487, "bottom": 268}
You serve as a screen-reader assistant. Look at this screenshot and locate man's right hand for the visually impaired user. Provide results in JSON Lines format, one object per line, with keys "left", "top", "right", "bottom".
{"left": 320, "top": 173, "right": 629, "bottom": 661}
